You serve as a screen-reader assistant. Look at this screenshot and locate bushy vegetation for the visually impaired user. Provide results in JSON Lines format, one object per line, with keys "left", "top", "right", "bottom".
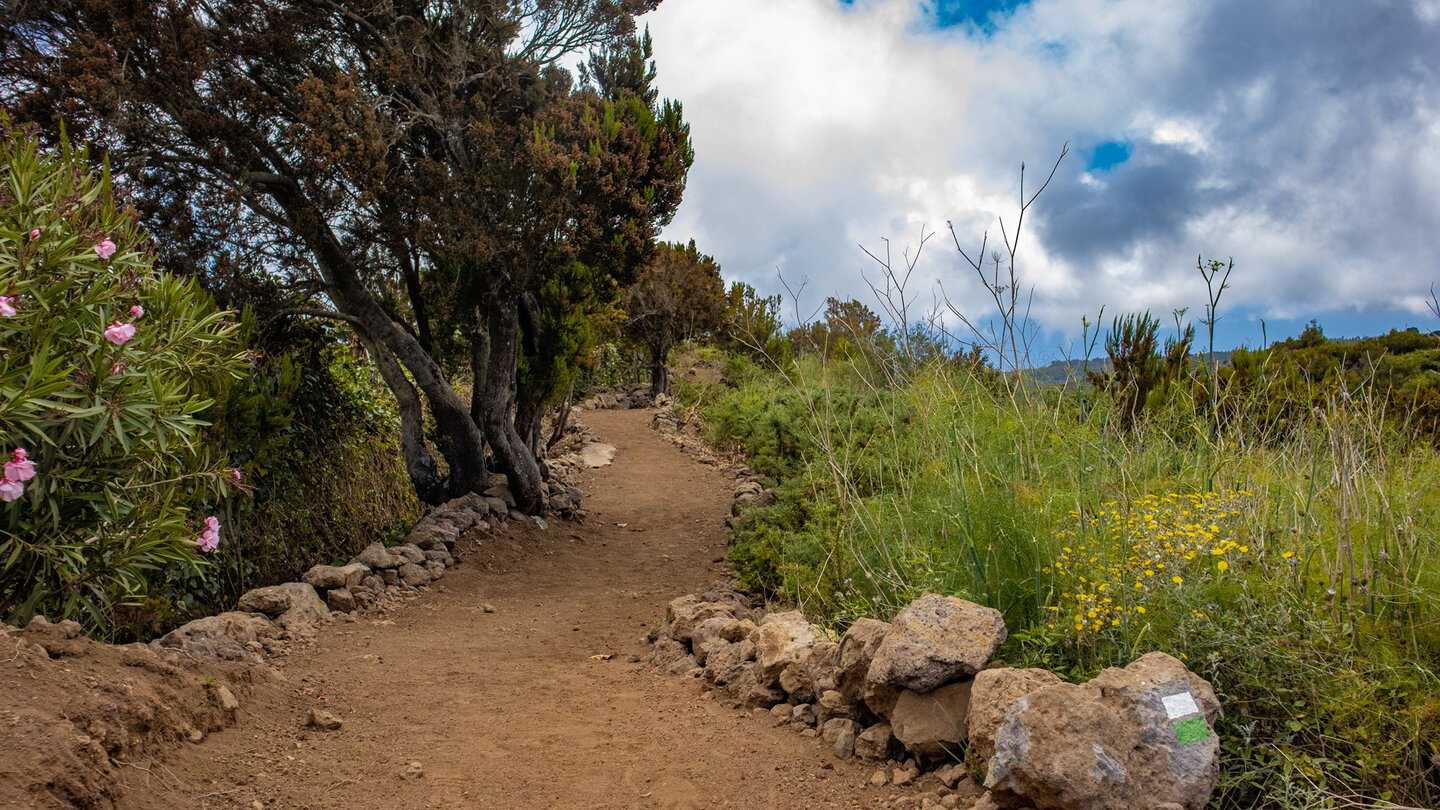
{"left": 0, "top": 123, "right": 246, "bottom": 630}
{"left": 684, "top": 308, "right": 1440, "bottom": 806}
{"left": 1, "top": 122, "right": 421, "bottom": 641}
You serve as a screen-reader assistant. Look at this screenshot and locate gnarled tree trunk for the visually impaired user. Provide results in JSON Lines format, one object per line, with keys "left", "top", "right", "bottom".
{"left": 353, "top": 327, "right": 448, "bottom": 505}
{"left": 255, "top": 174, "right": 491, "bottom": 500}
{"left": 477, "top": 299, "right": 546, "bottom": 514}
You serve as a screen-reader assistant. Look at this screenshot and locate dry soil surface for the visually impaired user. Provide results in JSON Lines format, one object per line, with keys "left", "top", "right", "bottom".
{"left": 101, "top": 408, "right": 899, "bottom": 809}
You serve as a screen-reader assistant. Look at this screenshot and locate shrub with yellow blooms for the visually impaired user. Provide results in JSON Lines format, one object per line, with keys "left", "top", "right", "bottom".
{"left": 1044, "top": 490, "right": 1251, "bottom": 642}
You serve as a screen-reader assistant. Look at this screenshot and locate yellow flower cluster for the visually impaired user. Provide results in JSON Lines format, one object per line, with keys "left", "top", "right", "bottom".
{"left": 1043, "top": 490, "right": 1251, "bottom": 640}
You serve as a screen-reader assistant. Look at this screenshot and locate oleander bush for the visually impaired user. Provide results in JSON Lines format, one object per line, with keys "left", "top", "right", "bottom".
{"left": 0, "top": 121, "right": 247, "bottom": 630}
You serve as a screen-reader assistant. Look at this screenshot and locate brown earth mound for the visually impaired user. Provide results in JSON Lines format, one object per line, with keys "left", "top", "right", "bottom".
{"left": 0, "top": 617, "right": 272, "bottom": 808}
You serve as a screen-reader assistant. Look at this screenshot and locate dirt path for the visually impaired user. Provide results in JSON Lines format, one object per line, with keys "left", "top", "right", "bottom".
{"left": 124, "top": 409, "right": 882, "bottom": 809}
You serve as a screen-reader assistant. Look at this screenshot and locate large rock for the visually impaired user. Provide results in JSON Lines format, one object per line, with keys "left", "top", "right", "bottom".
{"left": 435, "top": 492, "right": 487, "bottom": 527}
{"left": 353, "top": 543, "right": 402, "bottom": 570}
{"left": 755, "top": 611, "right": 819, "bottom": 686}
{"left": 985, "top": 653, "right": 1221, "bottom": 810}
{"left": 968, "top": 668, "right": 1064, "bottom": 775}
{"left": 666, "top": 595, "right": 748, "bottom": 644}
{"left": 483, "top": 497, "right": 509, "bottom": 518}
{"left": 483, "top": 484, "right": 517, "bottom": 508}
{"left": 161, "top": 611, "right": 278, "bottom": 647}
{"left": 837, "top": 618, "right": 891, "bottom": 700}
{"left": 778, "top": 660, "right": 815, "bottom": 703}
{"left": 821, "top": 718, "right": 861, "bottom": 759}
{"left": 302, "top": 563, "right": 368, "bottom": 591}
{"left": 325, "top": 587, "right": 357, "bottom": 613}
{"left": 580, "top": 442, "right": 617, "bottom": 468}
{"left": 235, "top": 582, "right": 329, "bottom": 632}
{"left": 407, "top": 522, "right": 459, "bottom": 551}
{"left": 393, "top": 543, "right": 426, "bottom": 565}
{"left": 890, "top": 681, "right": 974, "bottom": 759}
{"left": 864, "top": 680, "right": 902, "bottom": 720}
{"left": 155, "top": 611, "right": 279, "bottom": 664}
{"left": 867, "top": 594, "right": 1006, "bottom": 693}
{"left": 817, "top": 689, "right": 859, "bottom": 722}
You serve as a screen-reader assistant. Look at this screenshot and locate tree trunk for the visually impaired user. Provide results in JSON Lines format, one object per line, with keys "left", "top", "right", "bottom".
{"left": 478, "top": 299, "right": 546, "bottom": 514}
{"left": 648, "top": 340, "right": 671, "bottom": 396}
{"left": 354, "top": 327, "right": 449, "bottom": 505}
{"left": 254, "top": 174, "right": 490, "bottom": 499}
{"left": 514, "top": 399, "right": 543, "bottom": 457}
{"left": 545, "top": 380, "right": 575, "bottom": 451}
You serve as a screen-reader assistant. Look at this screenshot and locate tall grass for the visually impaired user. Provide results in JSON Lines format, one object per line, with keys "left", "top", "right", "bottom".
{"left": 689, "top": 345, "right": 1440, "bottom": 807}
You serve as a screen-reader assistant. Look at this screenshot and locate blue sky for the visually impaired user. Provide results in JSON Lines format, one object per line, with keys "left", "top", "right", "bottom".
{"left": 641, "top": 0, "right": 1440, "bottom": 356}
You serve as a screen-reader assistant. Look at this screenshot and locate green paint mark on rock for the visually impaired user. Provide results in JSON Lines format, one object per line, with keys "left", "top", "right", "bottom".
{"left": 1174, "top": 716, "right": 1211, "bottom": 745}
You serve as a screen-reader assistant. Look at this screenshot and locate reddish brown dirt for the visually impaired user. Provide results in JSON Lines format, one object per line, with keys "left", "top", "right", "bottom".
{"left": 84, "top": 408, "right": 900, "bottom": 809}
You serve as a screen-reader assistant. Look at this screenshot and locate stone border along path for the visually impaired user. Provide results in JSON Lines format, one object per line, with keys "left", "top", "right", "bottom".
{"left": 120, "top": 407, "right": 931, "bottom": 809}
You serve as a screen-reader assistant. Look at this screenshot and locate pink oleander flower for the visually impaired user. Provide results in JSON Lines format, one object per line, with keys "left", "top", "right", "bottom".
{"left": 111, "top": 361, "right": 121, "bottom": 376}
{"left": 0, "top": 478, "right": 22, "bottom": 503}
{"left": 5, "top": 458, "right": 35, "bottom": 483}
{"left": 12, "top": 448, "right": 27, "bottom": 462}
{"left": 28, "top": 229, "right": 39, "bottom": 241}
{"left": 129, "top": 304, "right": 144, "bottom": 319}
{"left": 196, "top": 516, "right": 221, "bottom": 552}
{"left": 0, "top": 296, "right": 15, "bottom": 317}
{"left": 230, "top": 468, "right": 242, "bottom": 483}
{"left": 95, "top": 238, "right": 117, "bottom": 259}
{"left": 104, "top": 321, "right": 137, "bottom": 346}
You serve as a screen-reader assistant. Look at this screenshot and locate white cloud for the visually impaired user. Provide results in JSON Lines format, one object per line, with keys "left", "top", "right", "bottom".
{"left": 642, "top": 0, "right": 1440, "bottom": 346}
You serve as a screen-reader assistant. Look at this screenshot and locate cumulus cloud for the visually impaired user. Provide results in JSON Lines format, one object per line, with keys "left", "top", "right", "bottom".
{"left": 642, "top": 0, "right": 1440, "bottom": 348}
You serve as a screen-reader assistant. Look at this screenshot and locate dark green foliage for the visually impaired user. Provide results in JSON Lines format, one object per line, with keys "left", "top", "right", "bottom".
{"left": 121, "top": 304, "right": 422, "bottom": 639}
{"left": 623, "top": 240, "right": 724, "bottom": 395}
{"left": 1090, "top": 312, "right": 1193, "bottom": 431}
{"left": 787, "top": 298, "right": 896, "bottom": 360}
{"left": 721, "top": 281, "right": 788, "bottom": 361}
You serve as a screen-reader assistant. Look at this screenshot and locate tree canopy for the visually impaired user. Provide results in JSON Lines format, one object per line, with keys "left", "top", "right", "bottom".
{"left": 1, "top": 0, "right": 691, "bottom": 514}
{"left": 624, "top": 239, "right": 724, "bottom": 395}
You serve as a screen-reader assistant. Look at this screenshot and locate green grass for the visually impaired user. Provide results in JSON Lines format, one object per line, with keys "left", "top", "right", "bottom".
{"left": 694, "top": 348, "right": 1440, "bottom": 807}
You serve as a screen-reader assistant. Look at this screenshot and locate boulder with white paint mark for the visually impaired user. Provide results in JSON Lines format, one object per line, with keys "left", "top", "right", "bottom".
{"left": 984, "top": 652, "right": 1220, "bottom": 810}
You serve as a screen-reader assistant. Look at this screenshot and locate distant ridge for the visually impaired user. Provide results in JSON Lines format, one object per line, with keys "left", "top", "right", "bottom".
{"left": 1023, "top": 352, "right": 1235, "bottom": 387}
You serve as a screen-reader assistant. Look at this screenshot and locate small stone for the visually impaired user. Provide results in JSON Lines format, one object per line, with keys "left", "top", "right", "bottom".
{"left": 325, "top": 588, "right": 357, "bottom": 613}
{"left": 870, "top": 769, "right": 889, "bottom": 788}
{"left": 791, "top": 703, "right": 817, "bottom": 727}
{"left": 393, "top": 543, "right": 426, "bottom": 564}
{"left": 397, "top": 562, "right": 432, "bottom": 587}
{"left": 214, "top": 685, "right": 240, "bottom": 713}
{"left": 354, "top": 543, "right": 401, "bottom": 570}
{"left": 401, "top": 761, "right": 423, "bottom": 780}
{"left": 483, "top": 604, "right": 497, "bottom": 613}
{"left": 892, "top": 769, "right": 914, "bottom": 787}
{"left": 769, "top": 703, "right": 793, "bottom": 725}
{"left": 306, "top": 708, "right": 343, "bottom": 731}
{"left": 187, "top": 729, "right": 204, "bottom": 743}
